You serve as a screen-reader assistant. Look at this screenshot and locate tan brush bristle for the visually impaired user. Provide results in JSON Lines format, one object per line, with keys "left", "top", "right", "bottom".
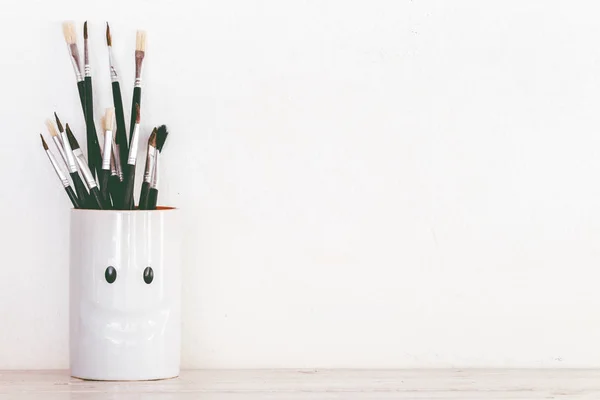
{"left": 136, "top": 30, "right": 147, "bottom": 52}
{"left": 148, "top": 129, "right": 157, "bottom": 147}
{"left": 135, "top": 103, "right": 140, "bottom": 123}
{"left": 62, "top": 21, "right": 76, "bottom": 44}
{"left": 106, "top": 22, "right": 112, "bottom": 46}
{"left": 45, "top": 119, "right": 59, "bottom": 137}
{"left": 104, "top": 108, "right": 115, "bottom": 131}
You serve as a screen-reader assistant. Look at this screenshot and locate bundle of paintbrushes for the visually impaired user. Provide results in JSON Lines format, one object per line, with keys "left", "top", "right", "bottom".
{"left": 39, "top": 22, "right": 170, "bottom": 210}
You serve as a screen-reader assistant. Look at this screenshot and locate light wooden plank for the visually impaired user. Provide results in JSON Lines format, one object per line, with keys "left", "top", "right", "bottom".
{"left": 0, "top": 370, "right": 599, "bottom": 399}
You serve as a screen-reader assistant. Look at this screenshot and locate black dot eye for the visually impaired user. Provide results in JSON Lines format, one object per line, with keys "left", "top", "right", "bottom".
{"left": 143, "top": 267, "right": 154, "bottom": 284}
{"left": 105, "top": 266, "right": 117, "bottom": 284}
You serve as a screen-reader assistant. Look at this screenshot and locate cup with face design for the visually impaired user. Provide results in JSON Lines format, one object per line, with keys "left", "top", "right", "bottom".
{"left": 69, "top": 207, "right": 181, "bottom": 381}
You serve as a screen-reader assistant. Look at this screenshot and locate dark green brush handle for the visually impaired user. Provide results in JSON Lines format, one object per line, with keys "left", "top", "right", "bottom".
{"left": 65, "top": 186, "right": 81, "bottom": 209}
{"left": 98, "top": 170, "right": 111, "bottom": 209}
{"left": 71, "top": 172, "right": 89, "bottom": 207}
{"left": 77, "top": 80, "right": 86, "bottom": 114}
{"left": 84, "top": 77, "right": 102, "bottom": 179}
{"left": 122, "top": 164, "right": 136, "bottom": 210}
{"left": 108, "top": 175, "right": 122, "bottom": 209}
{"left": 129, "top": 87, "right": 141, "bottom": 148}
{"left": 89, "top": 187, "right": 105, "bottom": 210}
{"left": 138, "top": 181, "right": 150, "bottom": 210}
{"left": 112, "top": 81, "right": 129, "bottom": 171}
{"left": 147, "top": 188, "right": 158, "bottom": 210}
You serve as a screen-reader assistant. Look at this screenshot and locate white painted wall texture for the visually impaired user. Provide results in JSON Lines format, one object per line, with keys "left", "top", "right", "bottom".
{"left": 1, "top": 0, "right": 600, "bottom": 369}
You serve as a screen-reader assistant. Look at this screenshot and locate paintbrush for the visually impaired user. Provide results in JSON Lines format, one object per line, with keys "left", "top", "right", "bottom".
{"left": 138, "top": 128, "right": 157, "bottom": 210}
{"left": 108, "top": 146, "right": 122, "bottom": 209}
{"left": 122, "top": 104, "right": 141, "bottom": 209}
{"left": 129, "top": 31, "right": 146, "bottom": 148}
{"left": 99, "top": 108, "right": 115, "bottom": 208}
{"left": 106, "top": 23, "right": 129, "bottom": 174}
{"left": 47, "top": 120, "right": 69, "bottom": 169}
{"left": 62, "top": 22, "right": 86, "bottom": 112}
{"left": 109, "top": 121, "right": 124, "bottom": 208}
{"left": 48, "top": 115, "right": 88, "bottom": 206}
{"left": 147, "top": 125, "right": 169, "bottom": 209}
{"left": 83, "top": 21, "right": 103, "bottom": 178}
{"left": 40, "top": 134, "right": 80, "bottom": 209}
{"left": 66, "top": 124, "right": 105, "bottom": 210}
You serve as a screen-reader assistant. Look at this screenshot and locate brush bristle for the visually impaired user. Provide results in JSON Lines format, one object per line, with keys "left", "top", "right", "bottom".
{"left": 104, "top": 108, "right": 115, "bottom": 131}
{"left": 45, "top": 119, "right": 58, "bottom": 137}
{"left": 156, "top": 125, "right": 169, "bottom": 152}
{"left": 136, "top": 30, "right": 147, "bottom": 52}
{"left": 65, "top": 124, "right": 80, "bottom": 150}
{"left": 135, "top": 103, "right": 140, "bottom": 123}
{"left": 62, "top": 21, "right": 76, "bottom": 44}
{"left": 53, "top": 112, "right": 64, "bottom": 133}
{"left": 106, "top": 22, "right": 112, "bottom": 46}
{"left": 149, "top": 128, "right": 157, "bottom": 148}
{"left": 40, "top": 134, "right": 48, "bottom": 150}
{"left": 84, "top": 21, "right": 88, "bottom": 40}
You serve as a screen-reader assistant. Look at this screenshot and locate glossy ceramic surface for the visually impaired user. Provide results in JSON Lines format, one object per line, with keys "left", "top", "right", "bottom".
{"left": 69, "top": 209, "right": 181, "bottom": 381}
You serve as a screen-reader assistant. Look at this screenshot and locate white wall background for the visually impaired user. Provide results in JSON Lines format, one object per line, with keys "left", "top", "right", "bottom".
{"left": 1, "top": 0, "right": 600, "bottom": 369}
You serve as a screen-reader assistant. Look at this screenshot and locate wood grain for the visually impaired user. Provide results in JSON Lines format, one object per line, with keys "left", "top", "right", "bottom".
{"left": 0, "top": 369, "right": 599, "bottom": 399}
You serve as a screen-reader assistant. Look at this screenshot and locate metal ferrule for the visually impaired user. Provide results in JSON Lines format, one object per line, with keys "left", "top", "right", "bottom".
{"left": 108, "top": 47, "right": 119, "bottom": 82}
{"left": 110, "top": 153, "right": 117, "bottom": 176}
{"left": 102, "top": 131, "right": 113, "bottom": 170}
{"left": 59, "top": 131, "right": 78, "bottom": 173}
{"left": 127, "top": 124, "right": 140, "bottom": 165}
{"left": 51, "top": 135, "right": 69, "bottom": 169}
{"left": 143, "top": 146, "right": 156, "bottom": 183}
{"left": 134, "top": 51, "right": 144, "bottom": 87}
{"left": 150, "top": 155, "right": 159, "bottom": 189}
{"left": 46, "top": 150, "right": 70, "bottom": 188}
{"left": 84, "top": 40, "right": 91, "bottom": 77}
{"left": 68, "top": 44, "right": 83, "bottom": 82}
{"left": 73, "top": 148, "right": 97, "bottom": 188}
{"left": 112, "top": 142, "right": 123, "bottom": 180}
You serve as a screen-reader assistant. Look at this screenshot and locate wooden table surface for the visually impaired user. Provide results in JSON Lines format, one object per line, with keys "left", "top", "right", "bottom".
{"left": 1, "top": 369, "right": 599, "bottom": 399}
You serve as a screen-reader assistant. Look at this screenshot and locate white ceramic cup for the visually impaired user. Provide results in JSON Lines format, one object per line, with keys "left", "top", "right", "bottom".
{"left": 69, "top": 208, "right": 181, "bottom": 381}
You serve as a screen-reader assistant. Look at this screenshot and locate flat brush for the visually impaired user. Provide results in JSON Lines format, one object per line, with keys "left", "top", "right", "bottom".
{"left": 106, "top": 23, "right": 129, "bottom": 173}
{"left": 122, "top": 104, "right": 141, "bottom": 209}
{"left": 129, "top": 31, "right": 146, "bottom": 148}
{"left": 147, "top": 125, "right": 169, "bottom": 210}
{"left": 66, "top": 124, "right": 105, "bottom": 210}
{"left": 40, "top": 134, "right": 80, "bottom": 209}
{"left": 99, "top": 108, "right": 115, "bottom": 208}
{"left": 62, "top": 22, "right": 85, "bottom": 112}
{"left": 49, "top": 115, "right": 88, "bottom": 206}
{"left": 83, "top": 21, "right": 103, "bottom": 177}
{"left": 138, "top": 128, "right": 156, "bottom": 210}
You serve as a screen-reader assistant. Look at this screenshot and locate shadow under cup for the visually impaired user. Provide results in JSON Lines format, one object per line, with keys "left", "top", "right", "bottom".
{"left": 69, "top": 207, "right": 181, "bottom": 381}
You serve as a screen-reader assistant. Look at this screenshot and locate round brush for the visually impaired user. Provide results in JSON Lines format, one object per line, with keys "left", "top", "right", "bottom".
{"left": 48, "top": 115, "right": 89, "bottom": 206}
{"left": 40, "top": 134, "right": 80, "bottom": 209}
{"left": 66, "top": 124, "right": 105, "bottom": 210}
{"left": 122, "top": 104, "right": 141, "bottom": 209}
{"left": 128, "top": 31, "right": 146, "bottom": 148}
{"left": 106, "top": 23, "right": 129, "bottom": 174}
